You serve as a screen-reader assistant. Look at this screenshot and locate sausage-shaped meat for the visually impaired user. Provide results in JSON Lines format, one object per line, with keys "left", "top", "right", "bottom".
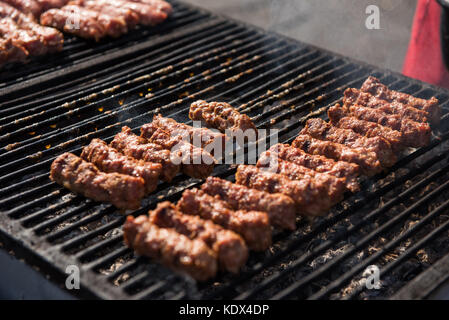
{"left": 341, "top": 95, "right": 432, "bottom": 147}
{"left": 177, "top": 188, "right": 272, "bottom": 251}
{"left": 149, "top": 202, "right": 248, "bottom": 273}
{"left": 2, "top": 0, "right": 42, "bottom": 17}
{"left": 110, "top": 126, "right": 180, "bottom": 182}
{"left": 127, "top": 0, "right": 172, "bottom": 15}
{"left": 268, "top": 144, "right": 360, "bottom": 192}
{"left": 50, "top": 153, "right": 145, "bottom": 210}
{"left": 360, "top": 76, "right": 440, "bottom": 126}
{"left": 150, "top": 114, "right": 227, "bottom": 151}
{"left": 189, "top": 100, "right": 258, "bottom": 139}
{"left": 0, "top": 18, "right": 47, "bottom": 56}
{"left": 328, "top": 105, "right": 404, "bottom": 153}
{"left": 257, "top": 151, "right": 348, "bottom": 200}
{"left": 81, "top": 138, "right": 161, "bottom": 194}
{"left": 123, "top": 215, "right": 217, "bottom": 281}
{"left": 103, "top": 0, "right": 167, "bottom": 26}
{"left": 201, "top": 176, "right": 297, "bottom": 230}
{"left": 0, "top": 38, "right": 28, "bottom": 65}
{"left": 344, "top": 88, "right": 430, "bottom": 124}
{"left": 236, "top": 165, "right": 341, "bottom": 216}
{"left": 300, "top": 117, "right": 397, "bottom": 168}
{"left": 292, "top": 135, "right": 383, "bottom": 176}
{"left": 141, "top": 124, "right": 216, "bottom": 179}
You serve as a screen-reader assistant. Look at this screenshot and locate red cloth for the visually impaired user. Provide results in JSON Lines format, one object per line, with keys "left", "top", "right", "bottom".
{"left": 403, "top": 0, "right": 449, "bottom": 89}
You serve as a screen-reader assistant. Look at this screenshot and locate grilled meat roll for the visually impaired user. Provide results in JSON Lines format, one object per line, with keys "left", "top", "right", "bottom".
{"left": 149, "top": 202, "right": 248, "bottom": 273}
{"left": 127, "top": 0, "right": 172, "bottom": 15}
{"left": 361, "top": 76, "right": 440, "bottom": 126}
{"left": 110, "top": 126, "right": 180, "bottom": 182}
{"left": 141, "top": 124, "right": 216, "bottom": 179}
{"left": 2, "top": 0, "right": 42, "bottom": 17}
{"left": 81, "top": 138, "right": 161, "bottom": 194}
{"left": 292, "top": 135, "right": 383, "bottom": 176}
{"left": 328, "top": 105, "right": 404, "bottom": 153}
{"left": 236, "top": 165, "right": 342, "bottom": 216}
{"left": 267, "top": 144, "right": 360, "bottom": 192}
{"left": 257, "top": 151, "right": 348, "bottom": 198}
{"left": 0, "top": 18, "right": 47, "bottom": 56}
{"left": 50, "top": 152, "right": 145, "bottom": 210}
{"left": 300, "top": 117, "right": 397, "bottom": 168}
{"left": 201, "top": 176, "right": 297, "bottom": 230}
{"left": 189, "top": 100, "right": 258, "bottom": 138}
{"left": 102, "top": 0, "right": 167, "bottom": 26}
{"left": 123, "top": 215, "right": 217, "bottom": 281}
{"left": 177, "top": 188, "right": 272, "bottom": 251}
{"left": 149, "top": 114, "right": 226, "bottom": 151}
{"left": 0, "top": 37, "right": 28, "bottom": 65}
{"left": 340, "top": 97, "right": 432, "bottom": 148}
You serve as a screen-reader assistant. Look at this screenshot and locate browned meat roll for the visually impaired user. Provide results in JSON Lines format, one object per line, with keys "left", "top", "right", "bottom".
{"left": 267, "top": 144, "right": 360, "bottom": 192}
{"left": 236, "top": 165, "right": 343, "bottom": 216}
{"left": 102, "top": 0, "right": 167, "bottom": 26}
{"left": 342, "top": 91, "right": 432, "bottom": 147}
{"left": 292, "top": 135, "right": 383, "bottom": 176}
{"left": 360, "top": 76, "right": 440, "bottom": 126}
{"left": 2, "top": 0, "right": 43, "bottom": 17}
{"left": 177, "top": 188, "right": 272, "bottom": 251}
{"left": 110, "top": 126, "right": 180, "bottom": 182}
{"left": 201, "top": 177, "right": 297, "bottom": 230}
{"left": 328, "top": 105, "right": 404, "bottom": 153}
{"left": 300, "top": 117, "right": 397, "bottom": 168}
{"left": 189, "top": 100, "right": 258, "bottom": 138}
{"left": 257, "top": 151, "right": 348, "bottom": 199}
{"left": 127, "top": 0, "right": 172, "bottom": 15}
{"left": 0, "top": 38, "right": 28, "bottom": 65}
{"left": 50, "top": 152, "right": 145, "bottom": 210}
{"left": 81, "top": 138, "right": 161, "bottom": 194}
{"left": 141, "top": 124, "right": 216, "bottom": 179}
{"left": 149, "top": 202, "right": 248, "bottom": 273}
{"left": 150, "top": 114, "right": 227, "bottom": 151}
{"left": 123, "top": 215, "right": 218, "bottom": 281}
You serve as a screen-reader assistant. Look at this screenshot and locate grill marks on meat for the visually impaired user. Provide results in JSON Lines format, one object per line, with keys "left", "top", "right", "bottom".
{"left": 177, "top": 188, "right": 272, "bottom": 251}
{"left": 361, "top": 76, "right": 441, "bottom": 126}
{"left": 81, "top": 138, "right": 161, "bottom": 194}
{"left": 123, "top": 215, "right": 218, "bottom": 281}
{"left": 292, "top": 134, "right": 383, "bottom": 176}
{"left": 328, "top": 105, "right": 404, "bottom": 153}
{"left": 149, "top": 202, "right": 248, "bottom": 273}
{"left": 201, "top": 177, "right": 297, "bottom": 230}
{"left": 50, "top": 153, "right": 145, "bottom": 210}
{"left": 189, "top": 100, "right": 258, "bottom": 138}
{"left": 257, "top": 151, "right": 348, "bottom": 199}
{"left": 0, "top": 2, "right": 63, "bottom": 65}
{"left": 236, "top": 165, "right": 342, "bottom": 216}
{"left": 301, "top": 117, "right": 397, "bottom": 168}
{"left": 339, "top": 97, "right": 432, "bottom": 148}
{"left": 110, "top": 126, "right": 180, "bottom": 182}
{"left": 150, "top": 114, "right": 227, "bottom": 151}
{"left": 141, "top": 123, "right": 216, "bottom": 179}
{"left": 268, "top": 143, "right": 360, "bottom": 192}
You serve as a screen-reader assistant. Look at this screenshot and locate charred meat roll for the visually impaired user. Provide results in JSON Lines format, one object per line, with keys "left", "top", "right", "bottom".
{"left": 292, "top": 135, "right": 383, "bottom": 176}
{"left": 201, "top": 176, "right": 297, "bottom": 230}
{"left": 69, "top": 0, "right": 139, "bottom": 29}
{"left": 0, "top": 37, "right": 28, "bottom": 65}
{"left": 127, "top": 0, "right": 172, "bottom": 15}
{"left": 344, "top": 88, "right": 430, "bottom": 124}
{"left": 141, "top": 124, "right": 216, "bottom": 179}
{"left": 149, "top": 202, "right": 248, "bottom": 273}
{"left": 50, "top": 153, "right": 145, "bottom": 210}
{"left": 300, "top": 117, "right": 397, "bottom": 168}
{"left": 110, "top": 127, "right": 180, "bottom": 182}
{"left": 123, "top": 215, "right": 217, "bottom": 281}
{"left": 0, "top": 18, "right": 47, "bottom": 56}
{"left": 257, "top": 151, "right": 348, "bottom": 199}
{"left": 149, "top": 114, "right": 227, "bottom": 151}
{"left": 340, "top": 97, "right": 431, "bottom": 148}
{"left": 177, "top": 188, "right": 272, "bottom": 251}
{"left": 328, "top": 105, "right": 404, "bottom": 153}
{"left": 103, "top": 0, "right": 167, "bottom": 26}
{"left": 236, "top": 165, "right": 342, "bottom": 216}
{"left": 2, "top": 0, "right": 43, "bottom": 17}
{"left": 189, "top": 100, "right": 258, "bottom": 138}
{"left": 360, "top": 76, "right": 440, "bottom": 126}
{"left": 81, "top": 138, "right": 161, "bottom": 194}
{"left": 267, "top": 143, "right": 360, "bottom": 192}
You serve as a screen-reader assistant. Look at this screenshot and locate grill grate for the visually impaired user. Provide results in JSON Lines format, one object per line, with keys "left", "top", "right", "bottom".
{"left": 1, "top": 0, "right": 449, "bottom": 299}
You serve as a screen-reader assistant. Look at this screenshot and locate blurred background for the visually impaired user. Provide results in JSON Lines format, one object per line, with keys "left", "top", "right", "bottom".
{"left": 184, "top": 0, "right": 417, "bottom": 73}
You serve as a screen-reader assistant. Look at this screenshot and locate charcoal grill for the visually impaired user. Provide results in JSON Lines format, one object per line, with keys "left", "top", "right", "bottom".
{"left": 1, "top": 0, "right": 449, "bottom": 300}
